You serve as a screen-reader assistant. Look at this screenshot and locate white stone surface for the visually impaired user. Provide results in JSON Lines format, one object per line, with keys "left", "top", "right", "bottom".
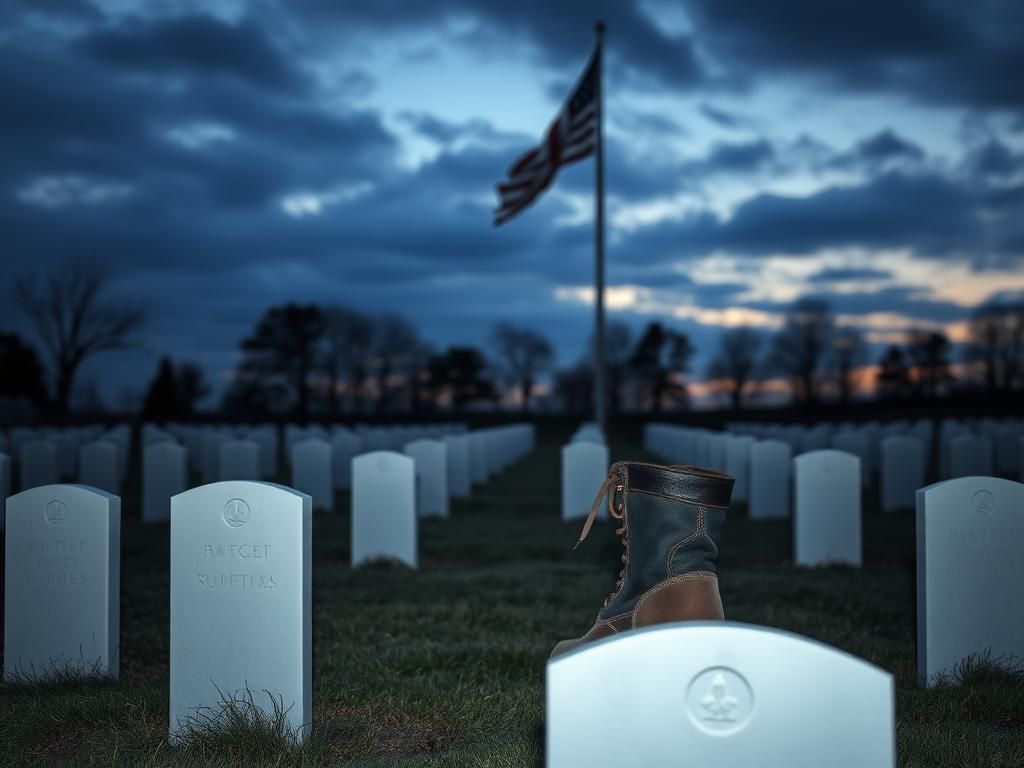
{"left": 330, "top": 431, "right": 361, "bottom": 490}
{"left": 170, "top": 481, "right": 311, "bottom": 742}
{"left": 219, "top": 439, "right": 261, "bottom": 482}
{"left": 3, "top": 484, "right": 120, "bottom": 680}
{"left": 143, "top": 441, "right": 188, "bottom": 523}
{"left": 547, "top": 622, "right": 894, "bottom": 767}
{"left": 443, "top": 435, "right": 471, "bottom": 498}
{"left": 831, "top": 432, "right": 871, "bottom": 487}
{"left": 404, "top": 439, "right": 449, "bottom": 518}
{"left": 724, "top": 436, "right": 753, "bottom": 504}
{"left": 948, "top": 434, "right": 994, "bottom": 479}
{"left": 561, "top": 442, "right": 609, "bottom": 521}
{"left": 749, "top": 440, "right": 791, "bottom": 520}
{"left": 290, "top": 438, "right": 333, "bottom": 512}
{"left": 794, "top": 450, "right": 861, "bottom": 567}
{"left": 19, "top": 439, "right": 58, "bottom": 491}
{"left": 880, "top": 435, "right": 925, "bottom": 513}
{"left": 0, "top": 453, "right": 9, "bottom": 531}
{"left": 351, "top": 451, "right": 417, "bottom": 567}
{"left": 78, "top": 441, "right": 121, "bottom": 495}
{"left": 916, "top": 476, "right": 1024, "bottom": 685}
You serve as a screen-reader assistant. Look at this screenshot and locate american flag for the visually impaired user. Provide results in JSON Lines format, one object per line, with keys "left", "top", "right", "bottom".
{"left": 494, "top": 47, "right": 601, "bottom": 226}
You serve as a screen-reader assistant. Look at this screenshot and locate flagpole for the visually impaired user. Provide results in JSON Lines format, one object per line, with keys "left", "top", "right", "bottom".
{"left": 594, "top": 20, "right": 607, "bottom": 437}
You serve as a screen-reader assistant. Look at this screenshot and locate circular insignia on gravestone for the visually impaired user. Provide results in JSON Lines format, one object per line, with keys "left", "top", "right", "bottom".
{"left": 44, "top": 499, "right": 67, "bottom": 526}
{"left": 222, "top": 498, "right": 251, "bottom": 528}
{"left": 971, "top": 490, "right": 995, "bottom": 515}
{"left": 377, "top": 456, "right": 390, "bottom": 473}
{"left": 685, "top": 666, "right": 754, "bottom": 736}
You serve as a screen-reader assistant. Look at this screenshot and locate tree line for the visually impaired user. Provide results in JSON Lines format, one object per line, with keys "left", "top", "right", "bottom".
{"left": 4, "top": 263, "right": 1023, "bottom": 420}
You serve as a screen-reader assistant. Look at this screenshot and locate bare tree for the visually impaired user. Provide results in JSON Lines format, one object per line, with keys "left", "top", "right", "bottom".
{"left": 706, "top": 326, "right": 761, "bottom": 410}
{"left": 629, "top": 322, "right": 694, "bottom": 412}
{"left": 238, "top": 303, "right": 325, "bottom": 422}
{"left": 491, "top": 323, "right": 554, "bottom": 413}
{"left": 372, "top": 314, "right": 423, "bottom": 414}
{"left": 176, "top": 362, "right": 210, "bottom": 416}
{"left": 770, "top": 298, "right": 833, "bottom": 405}
{"left": 321, "top": 306, "right": 373, "bottom": 415}
{"left": 907, "top": 329, "right": 954, "bottom": 398}
{"left": 829, "top": 327, "right": 868, "bottom": 404}
{"left": 965, "top": 302, "right": 1024, "bottom": 393}
{"left": 16, "top": 261, "right": 145, "bottom": 414}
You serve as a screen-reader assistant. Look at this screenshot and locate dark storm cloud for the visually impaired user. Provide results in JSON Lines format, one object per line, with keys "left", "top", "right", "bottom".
{"left": 685, "top": 0, "right": 1024, "bottom": 111}
{"left": 621, "top": 170, "right": 1022, "bottom": 263}
{"left": 829, "top": 130, "right": 926, "bottom": 172}
{"left": 807, "top": 266, "right": 894, "bottom": 283}
{"left": 79, "top": 14, "right": 306, "bottom": 92}
{"left": 699, "top": 104, "right": 757, "bottom": 131}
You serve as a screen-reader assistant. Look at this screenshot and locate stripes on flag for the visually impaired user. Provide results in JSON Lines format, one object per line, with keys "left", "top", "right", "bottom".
{"left": 494, "top": 47, "right": 600, "bottom": 226}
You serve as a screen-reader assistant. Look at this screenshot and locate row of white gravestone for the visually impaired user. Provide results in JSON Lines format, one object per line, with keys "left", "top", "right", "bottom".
{"left": 3, "top": 473, "right": 1020, "bottom": 753}
{"left": 562, "top": 439, "right": 609, "bottom": 521}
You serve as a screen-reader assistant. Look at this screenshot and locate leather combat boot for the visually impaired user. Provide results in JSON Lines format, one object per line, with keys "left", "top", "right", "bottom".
{"left": 551, "top": 461, "right": 734, "bottom": 658}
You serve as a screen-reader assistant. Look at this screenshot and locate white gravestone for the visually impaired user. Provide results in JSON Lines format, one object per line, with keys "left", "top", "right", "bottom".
{"left": 0, "top": 453, "right": 9, "bottom": 531}
{"left": 880, "top": 435, "right": 925, "bottom": 513}
{"left": 724, "top": 436, "right": 753, "bottom": 504}
{"left": 916, "top": 476, "right": 1024, "bottom": 685}
{"left": 219, "top": 439, "right": 261, "bottom": 482}
{"left": 749, "top": 440, "right": 791, "bottom": 520}
{"left": 404, "top": 439, "right": 449, "bottom": 519}
{"left": 948, "top": 434, "right": 994, "bottom": 479}
{"left": 249, "top": 429, "right": 278, "bottom": 479}
{"left": 170, "top": 481, "right": 311, "bottom": 742}
{"left": 20, "top": 439, "right": 58, "bottom": 491}
{"left": 547, "top": 622, "right": 894, "bottom": 768}
{"left": 201, "top": 433, "right": 227, "bottom": 485}
{"left": 831, "top": 432, "right": 871, "bottom": 487}
{"left": 290, "top": 438, "right": 333, "bottom": 512}
{"left": 330, "top": 431, "right": 361, "bottom": 490}
{"left": 3, "top": 484, "right": 120, "bottom": 680}
{"left": 78, "top": 441, "right": 121, "bottom": 495}
{"left": 443, "top": 434, "right": 471, "bottom": 498}
{"left": 561, "top": 442, "right": 609, "bottom": 521}
{"left": 351, "top": 452, "right": 417, "bottom": 568}
{"left": 143, "top": 442, "right": 188, "bottom": 523}
{"left": 794, "top": 450, "right": 861, "bottom": 567}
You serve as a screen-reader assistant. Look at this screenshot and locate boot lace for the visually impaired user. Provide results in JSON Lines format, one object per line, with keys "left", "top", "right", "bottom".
{"left": 574, "top": 462, "right": 629, "bottom": 610}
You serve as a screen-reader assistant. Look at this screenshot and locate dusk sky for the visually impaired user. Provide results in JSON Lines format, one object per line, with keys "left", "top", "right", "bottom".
{"left": 2, "top": 0, "right": 1023, "bottom": 407}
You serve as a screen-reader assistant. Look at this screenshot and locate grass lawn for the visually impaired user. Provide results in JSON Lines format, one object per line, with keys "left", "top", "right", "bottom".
{"left": 1, "top": 438, "right": 1022, "bottom": 767}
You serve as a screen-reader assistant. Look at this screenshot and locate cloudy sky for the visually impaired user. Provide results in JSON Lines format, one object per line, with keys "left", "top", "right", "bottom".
{"left": 2, "top": 0, "right": 1023, "bottom": 406}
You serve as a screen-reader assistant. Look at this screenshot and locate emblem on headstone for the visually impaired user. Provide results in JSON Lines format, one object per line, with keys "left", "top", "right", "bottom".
{"left": 971, "top": 490, "right": 995, "bottom": 515}
{"left": 686, "top": 667, "right": 753, "bottom": 735}
{"left": 222, "top": 498, "right": 251, "bottom": 528}
{"left": 44, "top": 499, "right": 67, "bottom": 526}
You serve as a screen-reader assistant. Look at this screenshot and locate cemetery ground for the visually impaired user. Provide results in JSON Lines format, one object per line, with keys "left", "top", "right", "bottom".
{"left": 1, "top": 439, "right": 1022, "bottom": 767}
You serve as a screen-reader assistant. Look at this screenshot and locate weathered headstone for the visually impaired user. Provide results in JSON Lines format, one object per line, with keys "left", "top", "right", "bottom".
{"left": 794, "top": 450, "right": 861, "bottom": 567}
{"left": 749, "top": 440, "right": 791, "bottom": 520}
{"left": 547, "top": 622, "right": 895, "bottom": 767}
{"left": 724, "top": 436, "right": 753, "bottom": 503}
{"left": 880, "top": 435, "right": 924, "bottom": 513}
{"left": 561, "top": 442, "right": 609, "bottom": 521}
{"left": 290, "top": 438, "right": 333, "bottom": 512}
{"left": 143, "top": 441, "right": 188, "bottom": 523}
{"left": 19, "top": 439, "right": 58, "bottom": 491}
{"left": 3, "top": 484, "right": 120, "bottom": 680}
{"left": 170, "top": 481, "right": 311, "bottom": 742}
{"left": 443, "top": 434, "right": 471, "bottom": 498}
{"left": 0, "top": 453, "right": 9, "bottom": 531}
{"left": 351, "top": 451, "right": 417, "bottom": 567}
{"left": 916, "top": 477, "right": 1024, "bottom": 685}
{"left": 948, "top": 434, "right": 994, "bottom": 479}
{"left": 78, "top": 441, "right": 121, "bottom": 495}
{"left": 219, "top": 439, "right": 261, "bottom": 482}
{"left": 404, "top": 439, "right": 449, "bottom": 518}
{"left": 330, "top": 431, "right": 361, "bottom": 490}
